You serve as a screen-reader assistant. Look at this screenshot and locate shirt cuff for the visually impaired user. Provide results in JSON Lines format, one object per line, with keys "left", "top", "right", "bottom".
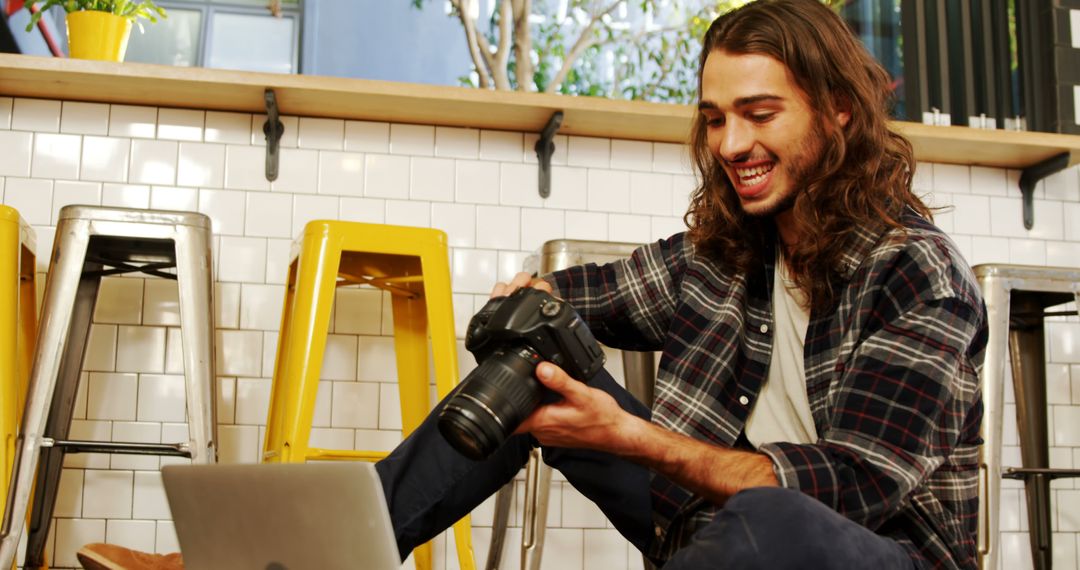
{"left": 757, "top": 441, "right": 840, "bottom": 510}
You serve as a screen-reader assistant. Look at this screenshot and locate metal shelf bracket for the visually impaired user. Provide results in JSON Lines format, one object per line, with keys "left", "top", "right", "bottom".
{"left": 1018, "top": 152, "right": 1070, "bottom": 230}
{"left": 263, "top": 88, "right": 285, "bottom": 182}
{"left": 535, "top": 111, "right": 564, "bottom": 198}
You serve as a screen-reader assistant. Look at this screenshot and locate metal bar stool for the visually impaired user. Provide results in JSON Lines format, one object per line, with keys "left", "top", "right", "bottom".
{"left": 487, "top": 239, "right": 656, "bottom": 570}
{"left": 0, "top": 205, "right": 217, "bottom": 569}
{"left": 974, "top": 264, "right": 1080, "bottom": 570}
{"left": 0, "top": 206, "right": 37, "bottom": 557}
{"left": 261, "top": 220, "right": 475, "bottom": 570}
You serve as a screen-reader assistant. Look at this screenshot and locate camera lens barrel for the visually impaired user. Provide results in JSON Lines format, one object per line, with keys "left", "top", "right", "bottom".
{"left": 437, "top": 346, "right": 543, "bottom": 460}
{"left": 440, "top": 288, "right": 605, "bottom": 460}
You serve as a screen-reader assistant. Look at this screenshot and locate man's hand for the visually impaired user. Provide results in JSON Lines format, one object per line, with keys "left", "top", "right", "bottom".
{"left": 490, "top": 271, "right": 553, "bottom": 299}
{"left": 514, "top": 362, "right": 638, "bottom": 453}
{"left": 518, "top": 365, "right": 778, "bottom": 506}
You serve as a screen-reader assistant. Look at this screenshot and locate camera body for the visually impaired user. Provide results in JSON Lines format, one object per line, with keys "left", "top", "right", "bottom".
{"left": 437, "top": 288, "right": 606, "bottom": 460}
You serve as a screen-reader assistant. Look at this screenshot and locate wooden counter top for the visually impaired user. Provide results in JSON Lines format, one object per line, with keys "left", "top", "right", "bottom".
{"left": 2, "top": 53, "right": 1079, "bottom": 170}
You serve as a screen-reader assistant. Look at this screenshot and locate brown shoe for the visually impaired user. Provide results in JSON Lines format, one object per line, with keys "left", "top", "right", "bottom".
{"left": 76, "top": 543, "right": 184, "bottom": 570}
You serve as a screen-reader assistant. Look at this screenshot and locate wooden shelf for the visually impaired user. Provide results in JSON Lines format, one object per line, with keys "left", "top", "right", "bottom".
{"left": 2, "top": 53, "right": 1079, "bottom": 170}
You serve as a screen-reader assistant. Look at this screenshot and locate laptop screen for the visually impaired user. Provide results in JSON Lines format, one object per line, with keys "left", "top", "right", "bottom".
{"left": 162, "top": 462, "right": 401, "bottom": 570}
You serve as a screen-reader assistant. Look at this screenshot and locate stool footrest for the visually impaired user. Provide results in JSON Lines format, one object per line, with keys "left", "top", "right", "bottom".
{"left": 43, "top": 439, "right": 191, "bottom": 457}
{"left": 305, "top": 448, "right": 388, "bottom": 462}
{"left": 1003, "top": 467, "right": 1080, "bottom": 481}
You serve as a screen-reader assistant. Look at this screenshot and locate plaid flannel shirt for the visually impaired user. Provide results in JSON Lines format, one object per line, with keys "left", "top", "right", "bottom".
{"left": 545, "top": 213, "right": 986, "bottom": 569}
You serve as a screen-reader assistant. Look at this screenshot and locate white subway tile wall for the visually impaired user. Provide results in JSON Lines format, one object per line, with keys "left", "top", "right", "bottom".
{"left": 2, "top": 97, "right": 1080, "bottom": 570}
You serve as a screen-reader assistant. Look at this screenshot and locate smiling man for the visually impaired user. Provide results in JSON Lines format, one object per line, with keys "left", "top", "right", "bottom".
{"left": 380, "top": 1, "right": 985, "bottom": 568}
{"left": 78, "top": 1, "right": 986, "bottom": 569}
{"left": 698, "top": 55, "right": 830, "bottom": 222}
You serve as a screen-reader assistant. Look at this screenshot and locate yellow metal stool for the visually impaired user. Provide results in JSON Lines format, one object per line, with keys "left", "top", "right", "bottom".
{"left": 263, "top": 220, "right": 475, "bottom": 570}
{"left": 0, "top": 206, "right": 36, "bottom": 566}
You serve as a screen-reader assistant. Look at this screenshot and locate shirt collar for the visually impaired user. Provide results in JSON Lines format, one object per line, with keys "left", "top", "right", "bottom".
{"left": 769, "top": 216, "right": 895, "bottom": 283}
{"left": 835, "top": 222, "right": 882, "bottom": 281}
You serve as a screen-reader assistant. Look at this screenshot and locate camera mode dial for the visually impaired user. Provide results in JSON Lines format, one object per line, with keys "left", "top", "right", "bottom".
{"left": 540, "top": 300, "right": 562, "bottom": 318}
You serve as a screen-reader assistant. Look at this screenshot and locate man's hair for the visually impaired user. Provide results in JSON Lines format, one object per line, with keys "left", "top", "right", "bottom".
{"left": 684, "top": 0, "right": 931, "bottom": 312}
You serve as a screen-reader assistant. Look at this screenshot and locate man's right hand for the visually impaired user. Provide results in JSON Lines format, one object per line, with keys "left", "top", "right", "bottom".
{"left": 490, "top": 271, "right": 553, "bottom": 299}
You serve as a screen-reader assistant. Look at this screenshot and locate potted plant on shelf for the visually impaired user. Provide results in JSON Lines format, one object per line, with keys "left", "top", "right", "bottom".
{"left": 23, "top": 0, "right": 166, "bottom": 62}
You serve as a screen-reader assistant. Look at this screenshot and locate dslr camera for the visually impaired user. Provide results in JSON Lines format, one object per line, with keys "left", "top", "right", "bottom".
{"left": 437, "top": 288, "right": 606, "bottom": 460}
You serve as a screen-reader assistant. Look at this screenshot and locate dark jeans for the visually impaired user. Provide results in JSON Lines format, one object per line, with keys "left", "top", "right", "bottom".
{"left": 375, "top": 369, "right": 914, "bottom": 569}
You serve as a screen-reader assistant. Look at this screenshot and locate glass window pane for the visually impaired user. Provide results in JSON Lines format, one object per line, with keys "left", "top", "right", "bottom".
{"left": 207, "top": 12, "right": 295, "bottom": 74}
{"left": 839, "top": 0, "right": 905, "bottom": 118}
{"left": 125, "top": 8, "right": 202, "bottom": 67}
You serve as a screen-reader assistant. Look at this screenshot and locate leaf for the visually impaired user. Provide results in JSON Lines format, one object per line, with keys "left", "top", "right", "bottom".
{"left": 23, "top": 0, "right": 167, "bottom": 29}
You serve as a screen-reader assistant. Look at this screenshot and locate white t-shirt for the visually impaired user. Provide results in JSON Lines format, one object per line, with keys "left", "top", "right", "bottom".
{"left": 744, "top": 250, "right": 818, "bottom": 447}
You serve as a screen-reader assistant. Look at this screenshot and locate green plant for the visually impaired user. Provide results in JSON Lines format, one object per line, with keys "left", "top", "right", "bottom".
{"left": 413, "top": 0, "right": 850, "bottom": 104}
{"left": 24, "top": 0, "right": 167, "bottom": 32}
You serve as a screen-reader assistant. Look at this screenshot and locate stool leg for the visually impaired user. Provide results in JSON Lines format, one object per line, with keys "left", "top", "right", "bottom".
{"left": 174, "top": 225, "right": 217, "bottom": 464}
{"left": 0, "top": 223, "right": 93, "bottom": 569}
{"left": 0, "top": 235, "right": 18, "bottom": 521}
{"left": 1008, "top": 294, "right": 1052, "bottom": 570}
{"left": 977, "top": 276, "right": 1009, "bottom": 570}
{"left": 264, "top": 261, "right": 298, "bottom": 462}
{"left": 264, "top": 233, "right": 341, "bottom": 464}
{"left": 521, "top": 450, "right": 552, "bottom": 570}
{"left": 390, "top": 293, "right": 431, "bottom": 435}
{"left": 390, "top": 292, "right": 435, "bottom": 570}
{"left": 485, "top": 483, "right": 513, "bottom": 570}
{"left": 420, "top": 254, "right": 457, "bottom": 400}
{"left": 16, "top": 245, "right": 37, "bottom": 426}
{"left": 26, "top": 259, "right": 103, "bottom": 568}
{"left": 419, "top": 247, "right": 475, "bottom": 570}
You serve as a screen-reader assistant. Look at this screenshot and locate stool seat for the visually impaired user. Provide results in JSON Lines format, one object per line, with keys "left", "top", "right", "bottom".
{"left": 263, "top": 219, "right": 474, "bottom": 570}
{"left": 58, "top": 204, "right": 212, "bottom": 228}
{"left": 0, "top": 205, "right": 217, "bottom": 569}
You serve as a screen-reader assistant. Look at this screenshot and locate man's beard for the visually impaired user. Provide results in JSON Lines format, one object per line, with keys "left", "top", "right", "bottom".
{"left": 740, "top": 125, "right": 826, "bottom": 219}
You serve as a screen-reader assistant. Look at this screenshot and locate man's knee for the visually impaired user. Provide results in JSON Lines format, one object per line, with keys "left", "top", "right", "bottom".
{"left": 664, "top": 487, "right": 913, "bottom": 570}
{"left": 723, "top": 486, "right": 813, "bottom": 523}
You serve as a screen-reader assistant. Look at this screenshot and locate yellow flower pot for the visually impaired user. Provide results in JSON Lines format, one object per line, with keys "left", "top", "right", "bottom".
{"left": 65, "top": 11, "right": 132, "bottom": 62}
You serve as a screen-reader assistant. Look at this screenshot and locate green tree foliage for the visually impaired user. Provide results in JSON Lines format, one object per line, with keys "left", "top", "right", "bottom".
{"left": 412, "top": 1, "right": 846, "bottom": 103}
{"left": 411, "top": 0, "right": 741, "bottom": 103}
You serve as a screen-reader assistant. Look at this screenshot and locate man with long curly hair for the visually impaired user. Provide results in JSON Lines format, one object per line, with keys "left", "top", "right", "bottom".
{"left": 382, "top": 1, "right": 984, "bottom": 568}
{"left": 79, "top": 1, "right": 985, "bottom": 569}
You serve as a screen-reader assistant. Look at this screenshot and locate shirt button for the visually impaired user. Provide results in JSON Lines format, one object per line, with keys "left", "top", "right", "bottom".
{"left": 654, "top": 525, "right": 663, "bottom": 537}
{"left": 739, "top": 395, "right": 750, "bottom": 406}
{"left": 759, "top": 323, "right": 769, "bottom": 334}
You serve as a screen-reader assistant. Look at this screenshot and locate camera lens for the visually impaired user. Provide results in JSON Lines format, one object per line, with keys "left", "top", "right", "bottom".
{"left": 438, "top": 346, "right": 543, "bottom": 460}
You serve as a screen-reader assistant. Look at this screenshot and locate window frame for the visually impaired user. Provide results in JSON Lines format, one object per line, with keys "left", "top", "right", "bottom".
{"left": 129, "top": 0, "right": 303, "bottom": 73}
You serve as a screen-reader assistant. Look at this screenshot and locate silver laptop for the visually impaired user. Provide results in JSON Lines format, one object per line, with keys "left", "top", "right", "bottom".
{"left": 162, "top": 462, "right": 401, "bottom": 570}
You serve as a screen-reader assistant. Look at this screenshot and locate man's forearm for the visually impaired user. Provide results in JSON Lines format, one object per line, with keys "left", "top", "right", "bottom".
{"left": 515, "top": 360, "right": 779, "bottom": 506}
{"left": 616, "top": 414, "right": 779, "bottom": 506}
